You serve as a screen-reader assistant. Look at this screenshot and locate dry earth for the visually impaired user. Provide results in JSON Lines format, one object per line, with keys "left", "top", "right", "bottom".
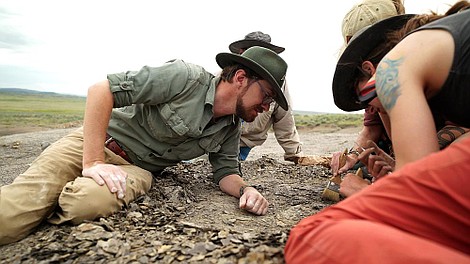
{"left": 0, "top": 126, "right": 360, "bottom": 263}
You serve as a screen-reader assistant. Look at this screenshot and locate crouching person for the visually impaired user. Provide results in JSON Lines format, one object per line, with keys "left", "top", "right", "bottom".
{"left": 0, "top": 46, "right": 289, "bottom": 245}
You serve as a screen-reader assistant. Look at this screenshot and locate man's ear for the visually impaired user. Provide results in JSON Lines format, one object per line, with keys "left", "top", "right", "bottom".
{"left": 234, "top": 69, "right": 248, "bottom": 87}
{"left": 361, "top": 61, "right": 376, "bottom": 76}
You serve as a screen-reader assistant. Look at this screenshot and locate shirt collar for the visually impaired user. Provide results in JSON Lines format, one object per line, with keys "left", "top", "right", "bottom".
{"left": 205, "top": 76, "right": 220, "bottom": 106}
{"left": 205, "top": 76, "right": 236, "bottom": 125}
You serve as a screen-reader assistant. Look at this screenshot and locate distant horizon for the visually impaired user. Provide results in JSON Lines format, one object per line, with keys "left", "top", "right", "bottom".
{"left": 0, "top": 87, "right": 85, "bottom": 97}
{"left": 1, "top": 1, "right": 453, "bottom": 115}
{"left": 0, "top": 87, "right": 345, "bottom": 114}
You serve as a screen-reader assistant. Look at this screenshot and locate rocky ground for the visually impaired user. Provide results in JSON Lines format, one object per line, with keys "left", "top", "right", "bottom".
{"left": 0, "top": 126, "right": 359, "bottom": 263}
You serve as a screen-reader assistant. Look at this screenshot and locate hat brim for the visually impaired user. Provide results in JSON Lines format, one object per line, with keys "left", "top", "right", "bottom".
{"left": 332, "top": 14, "right": 415, "bottom": 111}
{"left": 216, "top": 52, "right": 288, "bottom": 110}
{"left": 229, "top": 40, "right": 285, "bottom": 54}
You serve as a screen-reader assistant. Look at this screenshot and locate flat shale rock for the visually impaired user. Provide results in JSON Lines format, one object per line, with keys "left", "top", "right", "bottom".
{"left": 0, "top": 157, "right": 335, "bottom": 263}
{"left": 1, "top": 127, "right": 360, "bottom": 263}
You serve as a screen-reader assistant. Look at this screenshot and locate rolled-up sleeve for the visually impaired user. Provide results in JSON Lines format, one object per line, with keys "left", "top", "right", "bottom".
{"left": 209, "top": 122, "right": 242, "bottom": 184}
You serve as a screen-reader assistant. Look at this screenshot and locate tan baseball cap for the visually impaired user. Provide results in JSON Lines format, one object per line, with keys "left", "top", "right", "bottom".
{"left": 342, "top": 0, "right": 399, "bottom": 44}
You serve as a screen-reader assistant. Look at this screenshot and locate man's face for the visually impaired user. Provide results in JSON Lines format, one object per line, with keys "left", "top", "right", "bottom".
{"left": 355, "top": 71, "right": 387, "bottom": 112}
{"left": 357, "top": 75, "right": 390, "bottom": 136}
{"left": 357, "top": 74, "right": 385, "bottom": 112}
{"left": 236, "top": 80, "right": 275, "bottom": 122}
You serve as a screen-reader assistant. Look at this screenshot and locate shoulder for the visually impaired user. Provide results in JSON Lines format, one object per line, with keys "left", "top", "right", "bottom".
{"left": 160, "top": 59, "right": 207, "bottom": 74}
{"left": 380, "top": 29, "right": 454, "bottom": 96}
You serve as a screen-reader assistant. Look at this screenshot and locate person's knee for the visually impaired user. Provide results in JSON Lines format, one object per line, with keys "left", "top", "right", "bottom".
{"left": 0, "top": 229, "right": 21, "bottom": 245}
{"left": 0, "top": 184, "right": 55, "bottom": 245}
{"left": 54, "top": 177, "right": 123, "bottom": 225}
{"left": 0, "top": 212, "right": 35, "bottom": 245}
{"left": 49, "top": 166, "right": 152, "bottom": 225}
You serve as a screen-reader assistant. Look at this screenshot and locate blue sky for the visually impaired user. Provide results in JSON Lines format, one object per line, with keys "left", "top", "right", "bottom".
{"left": 0, "top": 0, "right": 459, "bottom": 113}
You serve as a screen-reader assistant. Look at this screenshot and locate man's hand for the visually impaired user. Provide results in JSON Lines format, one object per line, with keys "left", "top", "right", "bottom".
{"left": 239, "top": 187, "right": 268, "bottom": 215}
{"left": 339, "top": 173, "right": 370, "bottom": 197}
{"left": 358, "top": 140, "right": 395, "bottom": 180}
{"left": 331, "top": 150, "right": 358, "bottom": 176}
{"left": 82, "top": 163, "right": 128, "bottom": 199}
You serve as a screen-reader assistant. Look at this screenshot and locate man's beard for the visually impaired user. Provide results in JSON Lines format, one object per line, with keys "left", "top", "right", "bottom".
{"left": 235, "top": 96, "right": 257, "bottom": 122}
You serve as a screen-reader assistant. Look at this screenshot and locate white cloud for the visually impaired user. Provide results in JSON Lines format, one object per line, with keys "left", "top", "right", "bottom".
{"left": 0, "top": 0, "right": 461, "bottom": 112}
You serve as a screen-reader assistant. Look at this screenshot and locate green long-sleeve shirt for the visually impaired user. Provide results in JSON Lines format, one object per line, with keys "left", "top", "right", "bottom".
{"left": 106, "top": 59, "right": 241, "bottom": 183}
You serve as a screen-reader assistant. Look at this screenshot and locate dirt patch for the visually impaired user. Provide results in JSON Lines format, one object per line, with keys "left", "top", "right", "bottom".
{"left": 0, "top": 125, "right": 49, "bottom": 137}
{"left": 0, "top": 126, "right": 360, "bottom": 263}
{"left": 0, "top": 121, "right": 83, "bottom": 137}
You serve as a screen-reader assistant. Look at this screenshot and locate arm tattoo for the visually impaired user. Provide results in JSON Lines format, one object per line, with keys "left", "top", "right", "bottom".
{"left": 376, "top": 57, "right": 404, "bottom": 112}
{"left": 437, "top": 125, "right": 467, "bottom": 149}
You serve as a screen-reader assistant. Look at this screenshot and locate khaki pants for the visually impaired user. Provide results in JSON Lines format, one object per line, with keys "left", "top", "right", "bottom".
{"left": 0, "top": 128, "right": 153, "bottom": 245}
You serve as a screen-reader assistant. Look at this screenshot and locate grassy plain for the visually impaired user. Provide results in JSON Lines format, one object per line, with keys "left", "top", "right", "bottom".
{"left": 0, "top": 90, "right": 362, "bottom": 136}
{"left": 0, "top": 91, "right": 86, "bottom": 136}
{"left": 294, "top": 112, "right": 362, "bottom": 130}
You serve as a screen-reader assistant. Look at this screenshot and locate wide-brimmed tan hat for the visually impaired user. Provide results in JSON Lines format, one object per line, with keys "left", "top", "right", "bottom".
{"left": 333, "top": 14, "right": 415, "bottom": 111}
{"left": 229, "top": 31, "right": 285, "bottom": 54}
{"left": 216, "top": 46, "right": 288, "bottom": 110}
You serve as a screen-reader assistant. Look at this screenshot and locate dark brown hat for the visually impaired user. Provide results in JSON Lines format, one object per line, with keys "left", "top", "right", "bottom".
{"left": 332, "top": 14, "right": 415, "bottom": 111}
{"left": 229, "top": 31, "right": 285, "bottom": 54}
{"left": 216, "top": 46, "right": 288, "bottom": 110}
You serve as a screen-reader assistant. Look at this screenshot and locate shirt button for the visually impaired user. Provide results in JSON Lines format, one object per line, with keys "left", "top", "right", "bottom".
{"left": 121, "top": 83, "right": 128, "bottom": 88}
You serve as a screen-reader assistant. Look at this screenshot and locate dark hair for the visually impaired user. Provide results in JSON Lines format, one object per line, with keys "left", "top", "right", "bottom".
{"left": 391, "top": 0, "right": 470, "bottom": 42}
{"left": 219, "top": 65, "right": 260, "bottom": 83}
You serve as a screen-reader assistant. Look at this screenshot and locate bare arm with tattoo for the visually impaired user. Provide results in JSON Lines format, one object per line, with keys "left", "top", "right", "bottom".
{"left": 375, "top": 30, "right": 454, "bottom": 169}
